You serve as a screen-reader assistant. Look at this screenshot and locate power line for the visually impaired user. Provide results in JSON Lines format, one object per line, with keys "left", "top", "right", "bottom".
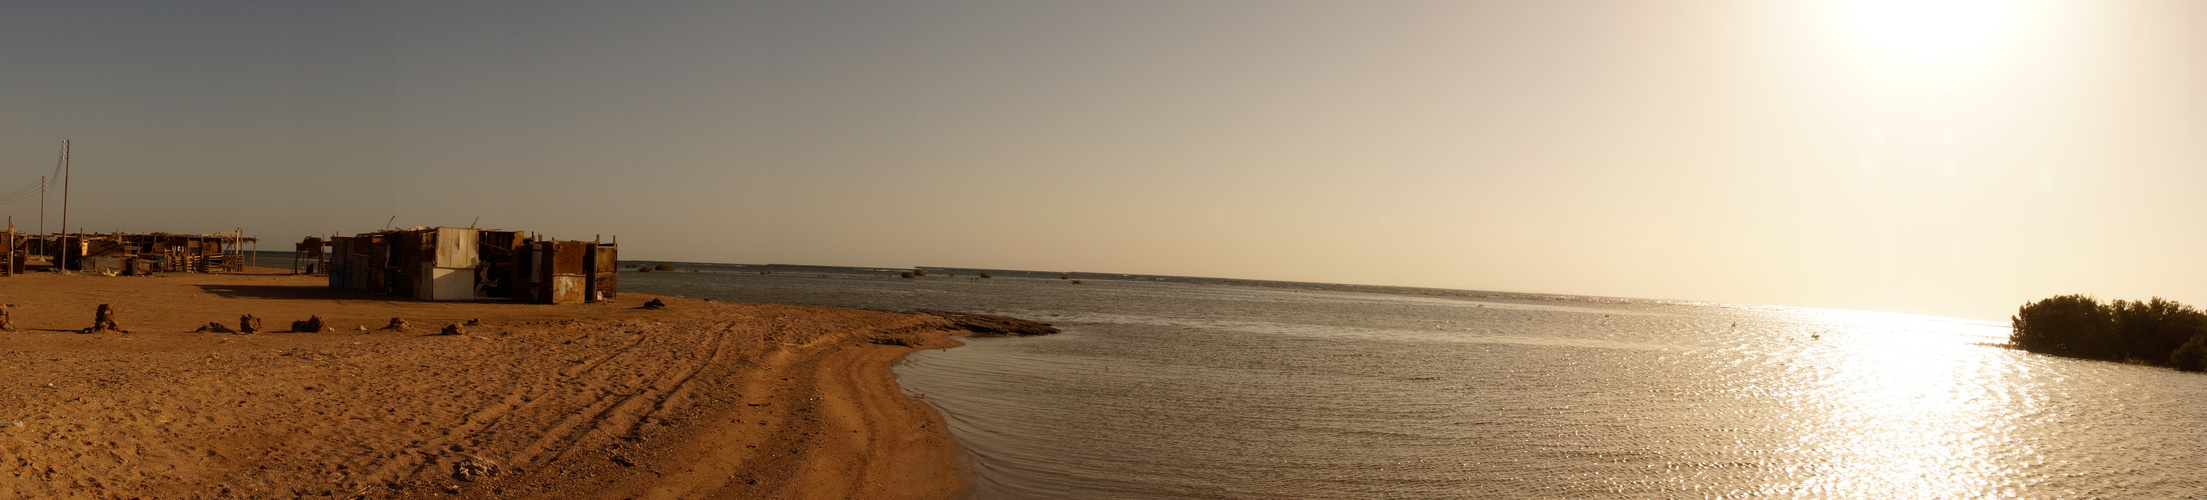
{"left": 0, "top": 179, "right": 45, "bottom": 204}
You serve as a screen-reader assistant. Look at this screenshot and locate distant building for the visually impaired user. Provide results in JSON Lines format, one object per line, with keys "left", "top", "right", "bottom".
{"left": 13, "top": 230, "right": 258, "bottom": 275}
{"left": 322, "top": 227, "right": 617, "bottom": 304}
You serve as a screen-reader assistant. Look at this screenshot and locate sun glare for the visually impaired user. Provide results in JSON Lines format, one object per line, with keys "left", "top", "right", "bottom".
{"left": 1842, "top": 0, "right": 2018, "bottom": 65}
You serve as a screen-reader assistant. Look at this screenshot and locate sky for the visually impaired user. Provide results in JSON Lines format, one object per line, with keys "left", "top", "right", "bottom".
{"left": 2, "top": 0, "right": 2203, "bottom": 322}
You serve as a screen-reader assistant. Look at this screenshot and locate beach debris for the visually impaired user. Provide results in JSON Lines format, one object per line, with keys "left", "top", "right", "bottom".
{"left": 464, "top": 318, "right": 483, "bottom": 327}
{"left": 610, "top": 455, "right": 637, "bottom": 467}
{"left": 439, "top": 323, "right": 465, "bottom": 336}
{"left": 239, "top": 314, "right": 263, "bottom": 334}
{"left": 912, "top": 309, "right": 1061, "bottom": 336}
{"left": 193, "top": 322, "right": 236, "bottom": 334}
{"left": 380, "top": 317, "right": 411, "bottom": 332}
{"left": 1071, "top": 280, "right": 1083, "bottom": 284}
{"left": 640, "top": 298, "right": 668, "bottom": 310}
{"left": 451, "top": 455, "right": 500, "bottom": 482}
{"left": 81, "top": 304, "right": 123, "bottom": 334}
{"left": 290, "top": 316, "right": 326, "bottom": 333}
{"left": 0, "top": 304, "right": 13, "bottom": 331}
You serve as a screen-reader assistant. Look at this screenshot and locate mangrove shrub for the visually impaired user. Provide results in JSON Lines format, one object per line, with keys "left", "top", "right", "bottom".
{"left": 2013, "top": 294, "right": 2207, "bottom": 369}
{"left": 2174, "top": 335, "right": 2207, "bottom": 372}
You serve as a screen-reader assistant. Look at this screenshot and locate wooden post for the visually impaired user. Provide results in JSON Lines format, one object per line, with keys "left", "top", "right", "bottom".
{"left": 58, "top": 141, "right": 68, "bottom": 269}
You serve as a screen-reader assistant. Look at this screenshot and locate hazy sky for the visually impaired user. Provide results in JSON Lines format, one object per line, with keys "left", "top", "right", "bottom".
{"left": 3, "top": 1, "right": 2203, "bottom": 321}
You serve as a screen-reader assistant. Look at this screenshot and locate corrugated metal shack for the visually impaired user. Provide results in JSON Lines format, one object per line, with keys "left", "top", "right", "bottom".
{"left": 325, "top": 227, "right": 617, "bottom": 304}
{"left": 294, "top": 237, "right": 329, "bottom": 275}
{"left": 43, "top": 230, "right": 256, "bottom": 274}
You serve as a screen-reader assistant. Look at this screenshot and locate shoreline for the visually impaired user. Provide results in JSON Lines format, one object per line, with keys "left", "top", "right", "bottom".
{"left": 0, "top": 268, "right": 972, "bottom": 499}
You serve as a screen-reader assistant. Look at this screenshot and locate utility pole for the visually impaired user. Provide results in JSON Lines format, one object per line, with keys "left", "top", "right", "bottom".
{"left": 38, "top": 175, "right": 46, "bottom": 258}
{"left": 59, "top": 140, "right": 70, "bottom": 266}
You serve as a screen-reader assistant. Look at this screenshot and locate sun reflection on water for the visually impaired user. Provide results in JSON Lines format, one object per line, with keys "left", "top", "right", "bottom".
{"left": 1774, "top": 320, "right": 2031, "bottom": 497}
{"left": 637, "top": 268, "right": 2207, "bottom": 499}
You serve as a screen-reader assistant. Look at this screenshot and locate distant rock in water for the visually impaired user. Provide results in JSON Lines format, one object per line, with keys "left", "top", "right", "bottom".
{"left": 913, "top": 309, "right": 1060, "bottom": 336}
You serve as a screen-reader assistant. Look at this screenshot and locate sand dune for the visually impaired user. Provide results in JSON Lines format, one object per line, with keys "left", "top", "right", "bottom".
{"left": 0, "top": 269, "right": 966, "bottom": 499}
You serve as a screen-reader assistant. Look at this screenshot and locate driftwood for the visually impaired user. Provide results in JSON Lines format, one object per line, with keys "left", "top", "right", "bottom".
{"left": 194, "top": 322, "right": 236, "bottom": 334}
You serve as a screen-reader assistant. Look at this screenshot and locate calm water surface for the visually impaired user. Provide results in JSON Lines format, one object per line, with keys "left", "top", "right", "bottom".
{"left": 625, "top": 264, "right": 2207, "bottom": 499}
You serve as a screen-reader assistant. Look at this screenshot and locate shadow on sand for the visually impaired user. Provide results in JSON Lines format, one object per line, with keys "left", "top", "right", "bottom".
{"left": 194, "top": 284, "right": 377, "bottom": 301}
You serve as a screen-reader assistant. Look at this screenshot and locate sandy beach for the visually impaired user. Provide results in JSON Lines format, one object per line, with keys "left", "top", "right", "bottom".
{"left": 0, "top": 268, "right": 971, "bottom": 499}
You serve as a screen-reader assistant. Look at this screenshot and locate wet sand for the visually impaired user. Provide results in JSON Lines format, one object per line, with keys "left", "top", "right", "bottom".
{"left": 0, "top": 268, "right": 968, "bottom": 499}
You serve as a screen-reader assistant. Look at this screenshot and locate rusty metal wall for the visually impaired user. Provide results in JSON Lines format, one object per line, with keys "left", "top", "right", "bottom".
{"left": 587, "top": 244, "right": 617, "bottom": 301}
{"left": 328, "top": 236, "right": 353, "bottom": 289}
{"left": 551, "top": 241, "right": 588, "bottom": 276}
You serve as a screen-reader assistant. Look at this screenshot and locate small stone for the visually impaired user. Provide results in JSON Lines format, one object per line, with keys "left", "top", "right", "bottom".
{"left": 452, "top": 456, "right": 500, "bottom": 482}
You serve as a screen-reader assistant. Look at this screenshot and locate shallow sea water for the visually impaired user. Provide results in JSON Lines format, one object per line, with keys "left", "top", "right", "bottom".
{"left": 625, "top": 264, "right": 2207, "bottom": 499}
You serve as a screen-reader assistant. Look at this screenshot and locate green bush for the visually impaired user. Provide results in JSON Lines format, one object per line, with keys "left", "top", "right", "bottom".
{"left": 2112, "top": 298, "right": 2207, "bottom": 365}
{"left": 2015, "top": 295, "right": 2207, "bottom": 370}
{"left": 2173, "top": 335, "right": 2207, "bottom": 372}
{"left": 654, "top": 263, "right": 676, "bottom": 271}
{"left": 2011, "top": 295, "right": 2120, "bottom": 361}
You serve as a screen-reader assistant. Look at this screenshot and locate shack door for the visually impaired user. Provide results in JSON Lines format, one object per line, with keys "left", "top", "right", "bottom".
{"left": 585, "top": 244, "right": 617, "bottom": 302}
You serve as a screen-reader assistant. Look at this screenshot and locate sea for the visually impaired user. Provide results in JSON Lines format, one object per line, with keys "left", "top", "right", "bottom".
{"left": 298, "top": 256, "right": 2207, "bottom": 499}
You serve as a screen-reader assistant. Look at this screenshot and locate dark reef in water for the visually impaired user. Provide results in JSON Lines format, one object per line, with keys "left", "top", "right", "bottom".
{"left": 913, "top": 309, "right": 1061, "bottom": 336}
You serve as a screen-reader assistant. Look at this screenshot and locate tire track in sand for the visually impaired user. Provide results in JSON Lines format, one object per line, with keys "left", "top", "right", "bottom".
{"left": 355, "top": 321, "right": 694, "bottom": 491}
